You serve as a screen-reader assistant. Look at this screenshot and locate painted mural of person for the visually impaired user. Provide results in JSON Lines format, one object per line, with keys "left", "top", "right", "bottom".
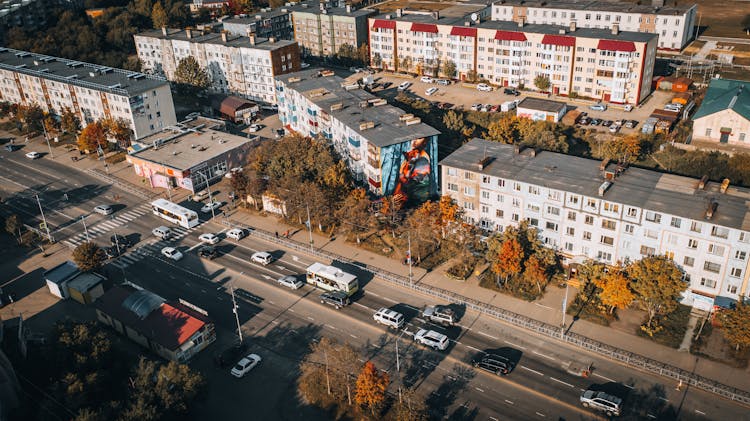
{"left": 393, "top": 137, "right": 431, "bottom": 206}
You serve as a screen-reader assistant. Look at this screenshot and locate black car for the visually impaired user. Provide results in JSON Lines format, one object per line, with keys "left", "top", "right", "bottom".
{"left": 104, "top": 246, "right": 121, "bottom": 259}
{"left": 590, "top": 118, "right": 602, "bottom": 126}
{"left": 214, "top": 342, "right": 249, "bottom": 368}
{"left": 320, "top": 291, "right": 350, "bottom": 310}
{"left": 601, "top": 120, "right": 613, "bottom": 127}
{"left": 504, "top": 88, "right": 520, "bottom": 96}
{"left": 110, "top": 234, "right": 131, "bottom": 248}
{"left": 382, "top": 82, "right": 392, "bottom": 89}
{"left": 198, "top": 246, "right": 219, "bottom": 260}
{"left": 473, "top": 355, "right": 515, "bottom": 375}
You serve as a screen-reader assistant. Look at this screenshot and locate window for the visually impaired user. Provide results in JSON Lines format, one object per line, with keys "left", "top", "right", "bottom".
{"left": 512, "top": 198, "right": 520, "bottom": 207}
{"left": 464, "top": 171, "right": 474, "bottom": 180}
{"left": 497, "top": 178, "right": 505, "bottom": 187}
{"left": 583, "top": 231, "right": 592, "bottom": 241}
{"left": 597, "top": 251, "right": 612, "bottom": 261}
{"left": 711, "top": 226, "right": 729, "bottom": 239}
{"left": 601, "top": 220, "right": 616, "bottom": 230}
{"left": 727, "top": 285, "right": 738, "bottom": 294}
{"left": 735, "top": 250, "right": 747, "bottom": 260}
{"left": 730, "top": 268, "right": 743, "bottom": 278}
{"left": 482, "top": 175, "right": 491, "bottom": 184}
{"left": 740, "top": 133, "right": 747, "bottom": 142}
{"left": 670, "top": 217, "right": 681, "bottom": 228}
{"left": 512, "top": 213, "right": 520, "bottom": 222}
{"left": 645, "top": 211, "right": 661, "bottom": 223}
{"left": 700, "top": 278, "right": 716, "bottom": 288}
{"left": 644, "top": 229, "right": 658, "bottom": 239}
{"left": 463, "top": 201, "right": 475, "bottom": 210}
{"left": 528, "top": 186, "right": 540, "bottom": 195}
{"left": 566, "top": 227, "right": 575, "bottom": 236}
{"left": 640, "top": 245, "right": 656, "bottom": 256}
{"left": 626, "top": 207, "right": 637, "bottom": 217}
{"left": 447, "top": 183, "right": 458, "bottom": 192}
{"left": 482, "top": 191, "right": 490, "bottom": 199}
{"left": 464, "top": 186, "right": 475, "bottom": 195}
{"left": 545, "top": 222, "right": 559, "bottom": 231}
{"left": 705, "top": 128, "right": 712, "bottom": 137}
{"left": 447, "top": 168, "right": 457, "bottom": 176}
{"left": 690, "top": 221, "right": 702, "bottom": 233}
{"left": 527, "top": 218, "right": 539, "bottom": 226}
{"left": 600, "top": 235, "right": 614, "bottom": 246}
{"left": 496, "top": 209, "right": 504, "bottom": 218}
{"left": 513, "top": 182, "right": 521, "bottom": 191}
{"left": 740, "top": 232, "right": 750, "bottom": 243}
{"left": 584, "top": 215, "right": 594, "bottom": 225}
{"left": 688, "top": 239, "right": 698, "bottom": 249}
{"left": 683, "top": 256, "right": 695, "bottom": 267}
{"left": 703, "top": 261, "right": 721, "bottom": 274}
{"left": 565, "top": 242, "right": 574, "bottom": 252}
{"left": 585, "top": 198, "right": 597, "bottom": 209}
{"left": 708, "top": 244, "right": 725, "bottom": 256}
{"left": 548, "top": 191, "right": 561, "bottom": 201}
{"left": 547, "top": 206, "right": 560, "bottom": 216}
{"left": 625, "top": 224, "right": 634, "bottom": 234}
{"left": 568, "top": 195, "right": 579, "bottom": 205}
{"left": 567, "top": 211, "right": 577, "bottom": 221}
{"left": 481, "top": 205, "right": 489, "bottom": 214}
{"left": 603, "top": 202, "right": 619, "bottom": 213}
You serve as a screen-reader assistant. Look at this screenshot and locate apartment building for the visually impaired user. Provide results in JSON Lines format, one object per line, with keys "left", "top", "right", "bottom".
{"left": 276, "top": 68, "right": 440, "bottom": 202}
{"left": 136, "top": 28, "right": 300, "bottom": 105}
{"left": 491, "top": 0, "right": 696, "bottom": 51}
{"left": 188, "top": 0, "right": 228, "bottom": 12}
{"left": 0, "top": 47, "right": 176, "bottom": 140}
{"left": 369, "top": 11, "right": 657, "bottom": 105}
{"left": 289, "top": 0, "right": 375, "bottom": 57}
{"left": 441, "top": 139, "right": 750, "bottom": 310}
{"left": 222, "top": 8, "right": 294, "bottom": 40}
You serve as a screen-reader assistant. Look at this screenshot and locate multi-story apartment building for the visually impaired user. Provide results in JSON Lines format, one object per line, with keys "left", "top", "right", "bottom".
{"left": 491, "top": 0, "right": 697, "bottom": 51}
{"left": 135, "top": 28, "right": 300, "bottom": 105}
{"left": 441, "top": 138, "right": 750, "bottom": 310}
{"left": 369, "top": 11, "right": 657, "bottom": 105}
{"left": 289, "top": 0, "right": 375, "bottom": 57}
{"left": 188, "top": 0, "right": 228, "bottom": 12}
{"left": 222, "top": 8, "right": 294, "bottom": 40}
{"left": 276, "top": 68, "right": 440, "bottom": 201}
{"left": 0, "top": 47, "right": 176, "bottom": 140}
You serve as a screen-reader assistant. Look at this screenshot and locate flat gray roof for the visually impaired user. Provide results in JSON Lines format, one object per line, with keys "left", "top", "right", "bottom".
{"left": 278, "top": 68, "right": 441, "bottom": 147}
{"left": 137, "top": 28, "right": 297, "bottom": 51}
{"left": 0, "top": 47, "right": 168, "bottom": 97}
{"left": 441, "top": 139, "right": 750, "bottom": 231}
{"left": 222, "top": 8, "right": 291, "bottom": 22}
{"left": 288, "top": 0, "right": 376, "bottom": 17}
{"left": 518, "top": 97, "right": 567, "bottom": 113}
{"left": 491, "top": 0, "right": 695, "bottom": 15}
{"left": 371, "top": 13, "right": 657, "bottom": 43}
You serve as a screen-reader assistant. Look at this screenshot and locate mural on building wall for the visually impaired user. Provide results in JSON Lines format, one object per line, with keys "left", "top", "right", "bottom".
{"left": 381, "top": 135, "right": 438, "bottom": 207}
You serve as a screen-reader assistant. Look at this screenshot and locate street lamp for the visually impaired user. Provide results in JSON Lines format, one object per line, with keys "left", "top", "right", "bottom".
{"left": 561, "top": 280, "right": 570, "bottom": 339}
{"left": 160, "top": 161, "right": 173, "bottom": 201}
{"left": 80, "top": 215, "right": 90, "bottom": 241}
{"left": 230, "top": 278, "right": 243, "bottom": 345}
{"left": 305, "top": 203, "right": 313, "bottom": 252}
{"left": 34, "top": 194, "right": 52, "bottom": 242}
{"left": 197, "top": 171, "right": 216, "bottom": 219}
{"left": 41, "top": 122, "right": 53, "bottom": 158}
{"left": 407, "top": 232, "right": 413, "bottom": 286}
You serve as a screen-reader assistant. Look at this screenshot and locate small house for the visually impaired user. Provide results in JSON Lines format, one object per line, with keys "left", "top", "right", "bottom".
{"left": 217, "top": 96, "right": 259, "bottom": 124}
{"left": 67, "top": 272, "right": 106, "bottom": 304}
{"left": 43, "top": 261, "right": 80, "bottom": 299}
{"left": 516, "top": 98, "right": 568, "bottom": 123}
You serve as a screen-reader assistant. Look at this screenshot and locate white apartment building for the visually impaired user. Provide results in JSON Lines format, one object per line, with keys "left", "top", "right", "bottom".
{"left": 135, "top": 28, "right": 300, "bottom": 105}
{"left": 289, "top": 0, "right": 376, "bottom": 57}
{"left": 276, "top": 68, "right": 440, "bottom": 200}
{"left": 369, "top": 12, "right": 657, "bottom": 104}
{"left": 441, "top": 139, "right": 750, "bottom": 310}
{"left": 491, "top": 0, "right": 697, "bottom": 51}
{"left": 0, "top": 47, "right": 176, "bottom": 140}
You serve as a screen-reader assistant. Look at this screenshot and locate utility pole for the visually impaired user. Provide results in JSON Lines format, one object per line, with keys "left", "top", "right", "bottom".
{"left": 34, "top": 194, "right": 52, "bottom": 242}
{"left": 161, "top": 162, "right": 173, "bottom": 201}
{"left": 407, "top": 233, "right": 413, "bottom": 286}
{"left": 396, "top": 338, "right": 402, "bottom": 403}
{"left": 324, "top": 349, "right": 331, "bottom": 395}
{"left": 81, "top": 215, "right": 90, "bottom": 241}
{"left": 305, "top": 203, "right": 314, "bottom": 252}
{"left": 41, "top": 122, "right": 53, "bottom": 158}
{"left": 231, "top": 279, "right": 243, "bottom": 345}
{"left": 199, "top": 172, "right": 216, "bottom": 219}
{"left": 561, "top": 280, "right": 569, "bottom": 339}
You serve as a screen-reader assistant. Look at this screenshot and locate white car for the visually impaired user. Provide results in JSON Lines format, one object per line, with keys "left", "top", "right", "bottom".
{"left": 580, "top": 389, "right": 622, "bottom": 417}
{"left": 277, "top": 275, "right": 304, "bottom": 290}
{"left": 152, "top": 226, "right": 172, "bottom": 239}
{"left": 413, "top": 329, "right": 449, "bottom": 351}
{"left": 230, "top": 353, "right": 262, "bottom": 378}
{"left": 420, "top": 76, "right": 433, "bottom": 83}
{"left": 248, "top": 124, "right": 262, "bottom": 133}
{"left": 93, "top": 204, "right": 114, "bottom": 215}
{"left": 301, "top": 62, "right": 311, "bottom": 68}
{"left": 25, "top": 151, "right": 41, "bottom": 159}
{"left": 476, "top": 83, "right": 493, "bottom": 92}
{"left": 397, "top": 81, "right": 411, "bottom": 91}
{"left": 161, "top": 247, "right": 183, "bottom": 261}
{"left": 201, "top": 201, "right": 221, "bottom": 213}
{"left": 224, "top": 167, "right": 243, "bottom": 179}
{"left": 192, "top": 190, "right": 210, "bottom": 201}
{"left": 226, "top": 228, "right": 246, "bottom": 240}
{"left": 199, "top": 233, "right": 220, "bottom": 245}
{"left": 609, "top": 124, "right": 620, "bottom": 134}
{"left": 425, "top": 87, "right": 438, "bottom": 96}
{"left": 251, "top": 251, "right": 273, "bottom": 265}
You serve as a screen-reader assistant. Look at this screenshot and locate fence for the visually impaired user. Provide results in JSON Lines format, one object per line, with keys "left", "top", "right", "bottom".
{"left": 86, "top": 169, "right": 157, "bottom": 201}
{"left": 222, "top": 218, "right": 750, "bottom": 405}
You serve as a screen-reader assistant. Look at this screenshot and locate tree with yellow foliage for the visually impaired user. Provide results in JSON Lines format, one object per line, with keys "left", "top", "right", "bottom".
{"left": 594, "top": 270, "right": 634, "bottom": 314}
{"left": 355, "top": 361, "right": 389, "bottom": 416}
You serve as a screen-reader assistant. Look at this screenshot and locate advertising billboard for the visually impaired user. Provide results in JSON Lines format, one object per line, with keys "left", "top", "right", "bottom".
{"left": 380, "top": 135, "right": 438, "bottom": 207}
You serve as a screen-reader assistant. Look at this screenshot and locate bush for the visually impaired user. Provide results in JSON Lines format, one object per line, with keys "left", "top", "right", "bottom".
{"left": 636, "top": 304, "right": 691, "bottom": 348}
{"left": 105, "top": 151, "right": 126, "bottom": 164}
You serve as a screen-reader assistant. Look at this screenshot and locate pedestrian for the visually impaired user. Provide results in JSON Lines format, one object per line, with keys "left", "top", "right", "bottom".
{"left": 24, "top": 136, "right": 28, "bottom": 143}
{"left": 275, "top": 231, "right": 279, "bottom": 238}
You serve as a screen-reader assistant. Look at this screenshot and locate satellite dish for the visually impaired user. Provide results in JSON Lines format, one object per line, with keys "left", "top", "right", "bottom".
{"left": 471, "top": 13, "right": 478, "bottom": 22}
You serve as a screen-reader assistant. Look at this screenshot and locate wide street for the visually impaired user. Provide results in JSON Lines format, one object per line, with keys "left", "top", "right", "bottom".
{"left": 2, "top": 138, "right": 747, "bottom": 420}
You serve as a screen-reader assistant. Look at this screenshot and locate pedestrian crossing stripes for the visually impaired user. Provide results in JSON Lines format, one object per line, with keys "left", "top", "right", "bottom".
{"left": 62, "top": 203, "right": 152, "bottom": 249}
{"left": 107, "top": 225, "right": 196, "bottom": 270}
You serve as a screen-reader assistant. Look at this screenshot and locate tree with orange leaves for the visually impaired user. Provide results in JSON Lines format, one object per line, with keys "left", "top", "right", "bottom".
{"left": 492, "top": 237, "right": 524, "bottom": 286}
{"left": 523, "top": 255, "right": 547, "bottom": 294}
{"left": 77, "top": 122, "right": 107, "bottom": 154}
{"left": 594, "top": 270, "right": 634, "bottom": 315}
{"left": 355, "top": 361, "right": 389, "bottom": 416}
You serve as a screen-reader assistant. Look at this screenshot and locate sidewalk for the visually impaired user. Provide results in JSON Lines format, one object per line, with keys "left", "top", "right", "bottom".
{"left": 29, "top": 133, "right": 750, "bottom": 394}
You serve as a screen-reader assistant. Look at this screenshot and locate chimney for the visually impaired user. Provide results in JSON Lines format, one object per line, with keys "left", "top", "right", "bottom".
{"left": 221, "top": 31, "right": 228, "bottom": 42}
{"left": 269, "top": 37, "right": 276, "bottom": 43}
{"left": 396, "top": 8, "right": 402, "bottom": 17}
{"left": 320, "top": 1, "right": 325, "bottom": 11}
{"left": 558, "top": 28, "right": 566, "bottom": 35}
{"left": 186, "top": 28, "right": 193, "bottom": 39}
{"left": 161, "top": 27, "right": 168, "bottom": 36}
{"left": 720, "top": 178, "right": 730, "bottom": 193}
{"left": 698, "top": 175, "right": 709, "bottom": 190}
{"left": 569, "top": 20, "right": 576, "bottom": 32}
{"left": 247, "top": 30, "right": 256, "bottom": 45}
{"left": 611, "top": 23, "right": 619, "bottom": 35}
{"left": 513, "top": 144, "right": 522, "bottom": 154}
{"left": 346, "top": 4, "right": 351, "bottom": 13}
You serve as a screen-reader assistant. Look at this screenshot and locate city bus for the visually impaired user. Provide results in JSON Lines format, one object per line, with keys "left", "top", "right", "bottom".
{"left": 150, "top": 199, "right": 200, "bottom": 229}
{"left": 306, "top": 262, "right": 359, "bottom": 296}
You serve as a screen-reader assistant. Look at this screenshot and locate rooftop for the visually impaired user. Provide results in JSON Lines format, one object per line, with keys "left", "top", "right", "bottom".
{"left": 67, "top": 272, "right": 105, "bottom": 293}
{"left": 287, "top": 0, "right": 376, "bottom": 17}
{"left": 693, "top": 78, "right": 750, "bottom": 122}
{"left": 137, "top": 28, "right": 297, "bottom": 51}
{"left": 441, "top": 139, "right": 750, "bottom": 232}
{"left": 278, "top": 68, "right": 441, "bottom": 147}
{"left": 131, "top": 115, "right": 253, "bottom": 170}
{"left": 491, "top": 0, "right": 695, "bottom": 15}
{"left": 222, "top": 7, "right": 292, "bottom": 23}
{"left": 43, "top": 261, "right": 79, "bottom": 285}
{"left": 518, "top": 97, "right": 567, "bottom": 113}
{"left": 371, "top": 12, "right": 657, "bottom": 43}
{"left": 0, "top": 48, "right": 168, "bottom": 97}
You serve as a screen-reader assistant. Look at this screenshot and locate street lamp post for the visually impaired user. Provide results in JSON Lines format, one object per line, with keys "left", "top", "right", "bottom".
{"left": 41, "top": 122, "right": 53, "bottom": 158}
{"left": 81, "top": 215, "right": 90, "bottom": 241}
{"left": 34, "top": 194, "right": 52, "bottom": 242}
{"left": 407, "top": 233, "right": 413, "bottom": 286}
{"left": 161, "top": 161, "right": 173, "bottom": 201}
{"left": 305, "top": 203, "right": 313, "bottom": 252}
{"left": 561, "top": 280, "right": 569, "bottom": 339}
{"left": 198, "top": 172, "right": 216, "bottom": 219}
{"left": 231, "top": 275, "right": 243, "bottom": 345}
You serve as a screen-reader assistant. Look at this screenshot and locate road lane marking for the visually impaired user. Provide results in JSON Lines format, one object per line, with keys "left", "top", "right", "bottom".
{"left": 520, "top": 366, "right": 544, "bottom": 376}
{"left": 475, "top": 387, "right": 484, "bottom": 393}
{"left": 350, "top": 334, "right": 358, "bottom": 339}
{"left": 368, "top": 292, "right": 381, "bottom": 298}
{"left": 658, "top": 397, "right": 669, "bottom": 403}
{"left": 646, "top": 415, "right": 657, "bottom": 419}
{"left": 490, "top": 417, "right": 499, "bottom": 421}
{"left": 381, "top": 296, "right": 398, "bottom": 303}
{"left": 535, "top": 412, "right": 546, "bottom": 417}
{"left": 325, "top": 324, "right": 337, "bottom": 330}
{"left": 533, "top": 351, "right": 555, "bottom": 361}
{"left": 592, "top": 373, "right": 616, "bottom": 383}
{"left": 535, "top": 303, "right": 553, "bottom": 310}
{"left": 549, "top": 377, "right": 575, "bottom": 388}
{"left": 504, "top": 340, "right": 526, "bottom": 350}
{"left": 465, "top": 345, "right": 482, "bottom": 353}
{"left": 477, "top": 331, "right": 498, "bottom": 340}
{"left": 504, "top": 400, "right": 514, "bottom": 405}
{"left": 306, "top": 316, "right": 314, "bottom": 321}
{"left": 695, "top": 410, "right": 706, "bottom": 416}
{"left": 289, "top": 308, "right": 295, "bottom": 313}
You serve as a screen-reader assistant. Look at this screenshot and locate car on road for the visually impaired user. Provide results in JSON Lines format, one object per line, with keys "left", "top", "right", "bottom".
{"left": 413, "top": 329, "right": 449, "bottom": 351}
{"left": 201, "top": 201, "right": 221, "bottom": 213}
{"left": 248, "top": 124, "right": 262, "bottom": 133}
{"left": 277, "top": 275, "right": 304, "bottom": 290}
{"left": 580, "top": 389, "right": 622, "bottom": 417}
{"left": 192, "top": 190, "right": 210, "bottom": 202}
{"left": 251, "top": 251, "right": 273, "bottom": 265}
{"left": 422, "top": 305, "right": 456, "bottom": 326}
{"left": 198, "top": 245, "right": 219, "bottom": 260}
{"left": 436, "top": 79, "right": 450, "bottom": 86}
{"left": 419, "top": 76, "right": 434, "bottom": 83}
{"left": 161, "top": 247, "right": 183, "bottom": 261}
{"left": 476, "top": 83, "right": 492, "bottom": 92}
{"left": 94, "top": 204, "right": 114, "bottom": 215}
{"left": 373, "top": 308, "right": 405, "bottom": 329}
{"left": 152, "top": 226, "right": 171, "bottom": 239}
{"left": 503, "top": 87, "right": 520, "bottom": 96}
{"left": 425, "top": 87, "right": 438, "bottom": 96}
{"left": 320, "top": 291, "right": 350, "bottom": 309}
{"left": 25, "top": 151, "right": 41, "bottom": 159}
{"left": 226, "top": 228, "right": 247, "bottom": 240}
{"left": 199, "top": 233, "right": 220, "bottom": 245}
{"left": 473, "top": 354, "right": 514, "bottom": 375}
{"left": 110, "top": 234, "right": 132, "bottom": 248}
{"left": 230, "top": 353, "right": 262, "bottom": 378}
{"left": 589, "top": 103, "right": 607, "bottom": 111}
{"left": 397, "top": 81, "right": 411, "bottom": 91}
{"left": 300, "top": 62, "right": 310, "bottom": 68}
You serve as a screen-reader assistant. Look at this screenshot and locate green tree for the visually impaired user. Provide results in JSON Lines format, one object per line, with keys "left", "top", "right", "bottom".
{"left": 174, "top": 56, "right": 210, "bottom": 92}
{"left": 337, "top": 43, "right": 358, "bottom": 63}
{"left": 72, "top": 242, "right": 106, "bottom": 273}
{"left": 534, "top": 74, "right": 551, "bottom": 92}
{"left": 486, "top": 115, "right": 518, "bottom": 144}
{"left": 466, "top": 69, "right": 478, "bottom": 82}
{"left": 441, "top": 59, "right": 457, "bottom": 79}
{"left": 355, "top": 361, "right": 389, "bottom": 416}
{"left": 5, "top": 214, "right": 21, "bottom": 244}
{"left": 399, "top": 56, "right": 413, "bottom": 73}
{"left": 335, "top": 188, "right": 372, "bottom": 243}
{"left": 442, "top": 110, "right": 466, "bottom": 135}
{"left": 229, "top": 169, "right": 249, "bottom": 203}
{"left": 151, "top": 1, "right": 168, "bottom": 29}
{"left": 718, "top": 302, "right": 750, "bottom": 351}
{"left": 357, "top": 43, "right": 369, "bottom": 65}
{"left": 627, "top": 255, "right": 687, "bottom": 335}
{"left": 371, "top": 52, "right": 382, "bottom": 68}
{"left": 125, "top": 357, "right": 204, "bottom": 419}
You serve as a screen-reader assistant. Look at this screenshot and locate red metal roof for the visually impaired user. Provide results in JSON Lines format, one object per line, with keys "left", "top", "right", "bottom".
{"left": 541, "top": 34, "right": 576, "bottom": 47}
{"left": 597, "top": 40, "right": 636, "bottom": 52}
{"left": 155, "top": 304, "right": 206, "bottom": 349}
{"left": 495, "top": 30, "right": 527, "bottom": 41}
{"left": 410, "top": 23, "right": 439, "bottom": 33}
{"left": 372, "top": 19, "right": 396, "bottom": 30}
{"left": 450, "top": 26, "right": 477, "bottom": 37}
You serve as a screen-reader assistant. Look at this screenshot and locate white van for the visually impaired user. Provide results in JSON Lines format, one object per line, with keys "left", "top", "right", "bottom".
{"left": 152, "top": 226, "right": 172, "bottom": 239}
{"left": 251, "top": 251, "right": 273, "bottom": 265}
{"left": 192, "top": 190, "right": 210, "bottom": 202}
{"left": 373, "top": 308, "right": 405, "bottom": 329}
{"left": 501, "top": 100, "right": 518, "bottom": 112}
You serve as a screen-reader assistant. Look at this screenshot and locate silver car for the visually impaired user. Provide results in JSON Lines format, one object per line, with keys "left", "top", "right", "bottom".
{"left": 277, "top": 275, "right": 304, "bottom": 290}
{"left": 580, "top": 389, "right": 622, "bottom": 417}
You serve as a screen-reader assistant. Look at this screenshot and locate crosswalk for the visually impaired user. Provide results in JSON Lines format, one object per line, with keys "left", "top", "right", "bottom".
{"left": 63, "top": 203, "right": 153, "bottom": 249}
{"left": 109, "top": 225, "right": 197, "bottom": 269}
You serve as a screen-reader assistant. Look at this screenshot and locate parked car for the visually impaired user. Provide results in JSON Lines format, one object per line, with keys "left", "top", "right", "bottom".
{"left": 476, "top": 83, "right": 492, "bottom": 92}
{"left": 248, "top": 124, "right": 262, "bottom": 132}
{"left": 230, "top": 354, "right": 262, "bottom": 378}
{"left": 489, "top": 104, "right": 500, "bottom": 113}
{"left": 420, "top": 76, "right": 434, "bottom": 83}
{"left": 609, "top": 124, "right": 620, "bottom": 134}
{"left": 251, "top": 251, "right": 273, "bottom": 266}
{"left": 373, "top": 308, "right": 405, "bottom": 329}
{"left": 201, "top": 201, "right": 221, "bottom": 213}
{"left": 503, "top": 87, "right": 520, "bottom": 96}
{"left": 199, "top": 233, "right": 220, "bottom": 245}
{"left": 601, "top": 120, "right": 613, "bottom": 127}
{"left": 277, "top": 275, "right": 304, "bottom": 290}
{"left": 425, "top": 87, "right": 438, "bottom": 96}
{"left": 470, "top": 103, "right": 482, "bottom": 111}
{"left": 578, "top": 117, "right": 591, "bottom": 125}
{"left": 192, "top": 190, "right": 210, "bottom": 202}
{"left": 625, "top": 120, "right": 639, "bottom": 129}
{"left": 382, "top": 82, "right": 393, "bottom": 89}
{"left": 300, "top": 62, "right": 311, "bottom": 69}
{"left": 413, "top": 329, "right": 449, "bottom": 351}
{"left": 436, "top": 79, "right": 450, "bottom": 86}
{"left": 110, "top": 234, "right": 132, "bottom": 248}
{"left": 25, "top": 151, "right": 41, "bottom": 159}
{"left": 161, "top": 247, "right": 183, "bottom": 261}
{"left": 473, "top": 354, "right": 514, "bottom": 375}
{"left": 590, "top": 118, "right": 602, "bottom": 126}
{"left": 226, "top": 228, "right": 247, "bottom": 240}
{"left": 94, "top": 204, "right": 114, "bottom": 215}
{"left": 589, "top": 103, "right": 607, "bottom": 111}
{"left": 397, "top": 82, "right": 411, "bottom": 91}
{"left": 320, "top": 291, "right": 350, "bottom": 309}
{"left": 580, "top": 389, "right": 622, "bottom": 417}
{"left": 480, "top": 104, "right": 491, "bottom": 113}
{"left": 198, "top": 245, "right": 219, "bottom": 260}
{"left": 437, "top": 102, "right": 452, "bottom": 110}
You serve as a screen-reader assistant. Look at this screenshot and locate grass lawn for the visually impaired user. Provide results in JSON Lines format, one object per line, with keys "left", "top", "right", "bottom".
{"left": 636, "top": 304, "right": 692, "bottom": 349}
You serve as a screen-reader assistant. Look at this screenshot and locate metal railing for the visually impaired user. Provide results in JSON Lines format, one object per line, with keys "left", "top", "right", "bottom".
{"left": 221, "top": 217, "right": 750, "bottom": 405}
{"left": 86, "top": 169, "right": 158, "bottom": 201}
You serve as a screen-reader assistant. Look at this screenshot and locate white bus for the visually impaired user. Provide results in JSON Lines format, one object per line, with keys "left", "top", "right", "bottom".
{"left": 151, "top": 199, "right": 199, "bottom": 229}
{"left": 306, "top": 262, "right": 359, "bottom": 296}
